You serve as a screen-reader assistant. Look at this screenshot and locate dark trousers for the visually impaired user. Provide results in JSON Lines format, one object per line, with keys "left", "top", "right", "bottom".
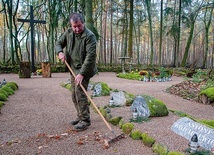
{"left": 70, "top": 75, "right": 90, "bottom": 122}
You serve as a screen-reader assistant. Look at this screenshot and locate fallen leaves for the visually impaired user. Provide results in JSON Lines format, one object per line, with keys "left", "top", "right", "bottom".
{"left": 166, "top": 80, "right": 205, "bottom": 102}
{"left": 76, "top": 131, "right": 112, "bottom": 149}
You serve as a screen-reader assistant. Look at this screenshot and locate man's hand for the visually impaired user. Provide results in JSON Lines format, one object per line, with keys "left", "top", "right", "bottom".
{"left": 58, "top": 52, "right": 66, "bottom": 63}
{"left": 75, "top": 74, "right": 84, "bottom": 85}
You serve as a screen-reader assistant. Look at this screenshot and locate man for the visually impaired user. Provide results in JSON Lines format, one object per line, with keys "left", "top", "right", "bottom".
{"left": 55, "top": 12, "right": 97, "bottom": 131}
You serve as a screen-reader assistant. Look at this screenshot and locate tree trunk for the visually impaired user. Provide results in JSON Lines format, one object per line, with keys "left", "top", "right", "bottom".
{"left": 181, "top": 21, "right": 195, "bottom": 67}
{"left": 145, "top": 0, "right": 154, "bottom": 66}
{"left": 128, "top": 0, "right": 133, "bottom": 58}
{"left": 159, "top": 0, "right": 163, "bottom": 66}
{"left": 202, "top": 6, "right": 213, "bottom": 68}
{"left": 85, "top": 0, "right": 99, "bottom": 39}
{"left": 19, "top": 62, "right": 31, "bottom": 78}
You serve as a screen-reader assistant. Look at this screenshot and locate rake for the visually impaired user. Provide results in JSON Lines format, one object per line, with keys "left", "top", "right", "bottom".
{"left": 64, "top": 60, "right": 125, "bottom": 146}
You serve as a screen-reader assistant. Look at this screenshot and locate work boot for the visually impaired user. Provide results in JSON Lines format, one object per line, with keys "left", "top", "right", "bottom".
{"left": 74, "top": 120, "right": 91, "bottom": 131}
{"left": 70, "top": 119, "right": 80, "bottom": 126}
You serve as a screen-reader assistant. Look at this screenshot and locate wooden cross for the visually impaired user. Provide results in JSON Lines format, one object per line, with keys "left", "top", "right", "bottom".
{"left": 17, "top": 5, "right": 46, "bottom": 72}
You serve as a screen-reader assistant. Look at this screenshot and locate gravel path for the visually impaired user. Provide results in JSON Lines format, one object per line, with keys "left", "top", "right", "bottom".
{"left": 0, "top": 72, "right": 213, "bottom": 155}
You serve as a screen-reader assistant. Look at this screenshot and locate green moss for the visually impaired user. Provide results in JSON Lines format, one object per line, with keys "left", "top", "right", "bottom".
{"left": 108, "top": 117, "right": 122, "bottom": 125}
{"left": 199, "top": 87, "right": 214, "bottom": 102}
{"left": 122, "top": 123, "right": 134, "bottom": 134}
{"left": 99, "top": 107, "right": 107, "bottom": 118}
{"left": 141, "top": 133, "right": 155, "bottom": 147}
{"left": 124, "top": 92, "right": 135, "bottom": 106}
{"left": 0, "top": 89, "right": 8, "bottom": 97}
{"left": 61, "top": 83, "right": 71, "bottom": 91}
{"left": 167, "top": 151, "right": 185, "bottom": 155}
{"left": 106, "top": 113, "right": 113, "bottom": 120}
{"left": 0, "top": 93, "right": 7, "bottom": 101}
{"left": 99, "top": 82, "right": 110, "bottom": 96}
{"left": 118, "top": 118, "right": 125, "bottom": 129}
{"left": 104, "top": 107, "right": 111, "bottom": 113}
{"left": 152, "top": 143, "right": 169, "bottom": 155}
{"left": 1, "top": 85, "right": 14, "bottom": 95}
{"left": 198, "top": 119, "right": 214, "bottom": 129}
{"left": 147, "top": 99, "right": 169, "bottom": 117}
{"left": 5, "top": 82, "right": 18, "bottom": 90}
{"left": 169, "top": 110, "right": 187, "bottom": 117}
{"left": 117, "top": 72, "right": 142, "bottom": 80}
{"left": 0, "top": 101, "right": 4, "bottom": 107}
{"left": 130, "top": 130, "right": 142, "bottom": 140}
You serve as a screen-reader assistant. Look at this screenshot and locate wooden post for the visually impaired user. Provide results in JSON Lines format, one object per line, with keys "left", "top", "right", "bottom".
{"left": 42, "top": 62, "right": 51, "bottom": 78}
{"left": 19, "top": 61, "right": 31, "bottom": 78}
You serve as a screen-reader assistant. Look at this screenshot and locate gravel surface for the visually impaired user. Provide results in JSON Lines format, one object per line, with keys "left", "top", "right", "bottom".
{"left": 0, "top": 72, "right": 213, "bottom": 155}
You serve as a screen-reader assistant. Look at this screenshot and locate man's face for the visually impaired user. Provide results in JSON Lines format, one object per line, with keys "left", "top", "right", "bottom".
{"left": 70, "top": 19, "right": 84, "bottom": 34}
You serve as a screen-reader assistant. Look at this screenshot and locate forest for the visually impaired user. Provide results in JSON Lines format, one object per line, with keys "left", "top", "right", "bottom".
{"left": 0, "top": 0, "right": 214, "bottom": 71}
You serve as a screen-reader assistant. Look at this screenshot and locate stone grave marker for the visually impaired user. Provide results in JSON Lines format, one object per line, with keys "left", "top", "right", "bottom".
{"left": 92, "top": 83, "right": 102, "bottom": 96}
{"left": 171, "top": 117, "right": 214, "bottom": 151}
{"left": 131, "top": 96, "right": 150, "bottom": 118}
{"left": 110, "top": 91, "right": 126, "bottom": 106}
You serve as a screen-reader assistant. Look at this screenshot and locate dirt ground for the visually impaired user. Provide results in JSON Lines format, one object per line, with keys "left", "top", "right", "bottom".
{"left": 0, "top": 72, "right": 213, "bottom": 155}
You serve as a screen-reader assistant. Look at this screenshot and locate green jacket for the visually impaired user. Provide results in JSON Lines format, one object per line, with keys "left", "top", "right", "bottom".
{"left": 55, "top": 27, "right": 97, "bottom": 78}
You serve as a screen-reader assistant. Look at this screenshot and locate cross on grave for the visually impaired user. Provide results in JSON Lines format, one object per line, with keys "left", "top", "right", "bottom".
{"left": 17, "top": 5, "right": 46, "bottom": 72}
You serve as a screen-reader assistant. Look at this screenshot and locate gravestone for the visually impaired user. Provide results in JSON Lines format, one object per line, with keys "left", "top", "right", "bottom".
{"left": 92, "top": 83, "right": 102, "bottom": 96}
{"left": 110, "top": 91, "right": 126, "bottom": 106}
{"left": 131, "top": 96, "right": 150, "bottom": 118}
{"left": 171, "top": 117, "right": 214, "bottom": 151}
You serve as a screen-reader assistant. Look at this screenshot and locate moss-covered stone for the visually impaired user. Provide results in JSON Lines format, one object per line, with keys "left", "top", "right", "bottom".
{"left": 141, "top": 133, "right": 155, "bottom": 147}
{"left": 152, "top": 143, "right": 168, "bottom": 155}
{"left": 199, "top": 87, "right": 214, "bottom": 102}
{"left": 0, "top": 93, "right": 7, "bottom": 101}
{"left": 124, "top": 92, "right": 135, "bottom": 106}
{"left": 1, "top": 85, "right": 14, "bottom": 95}
{"left": 5, "top": 82, "right": 18, "bottom": 90}
{"left": 118, "top": 118, "right": 125, "bottom": 129}
{"left": 0, "top": 89, "right": 8, "bottom": 97}
{"left": 130, "top": 130, "right": 142, "bottom": 140}
{"left": 100, "top": 82, "right": 110, "bottom": 96}
{"left": 122, "top": 123, "right": 134, "bottom": 134}
{"left": 0, "top": 101, "right": 4, "bottom": 107}
{"left": 147, "top": 98, "right": 169, "bottom": 117}
{"left": 106, "top": 113, "right": 113, "bottom": 120}
{"left": 167, "top": 151, "right": 185, "bottom": 155}
{"left": 104, "top": 107, "right": 111, "bottom": 113}
{"left": 108, "top": 116, "right": 122, "bottom": 125}
{"left": 99, "top": 107, "right": 107, "bottom": 118}
{"left": 171, "top": 110, "right": 187, "bottom": 117}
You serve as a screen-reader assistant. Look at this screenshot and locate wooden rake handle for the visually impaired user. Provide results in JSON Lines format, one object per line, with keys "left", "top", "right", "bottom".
{"left": 64, "top": 60, "right": 114, "bottom": 133}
